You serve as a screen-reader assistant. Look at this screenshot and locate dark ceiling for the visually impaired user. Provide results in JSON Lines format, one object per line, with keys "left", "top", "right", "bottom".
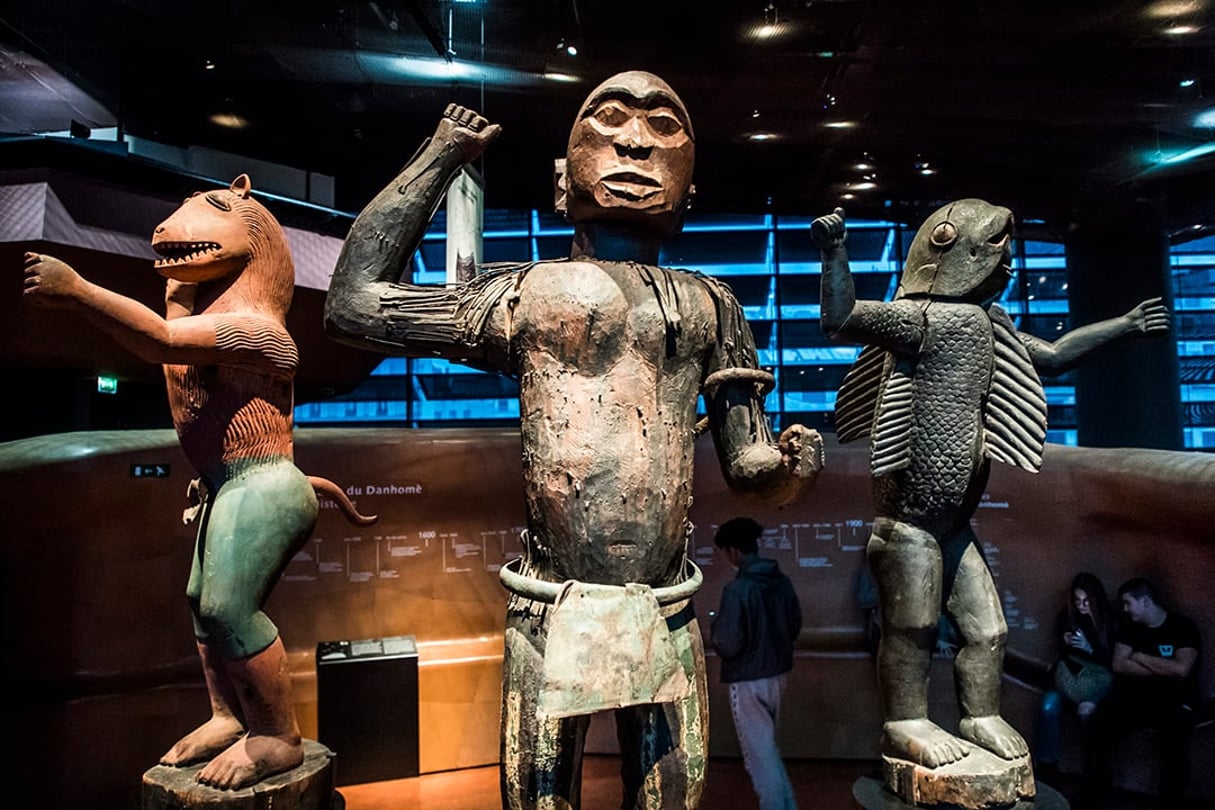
{"left": 4, "top": 0, "right": 1215, "bottom": 237}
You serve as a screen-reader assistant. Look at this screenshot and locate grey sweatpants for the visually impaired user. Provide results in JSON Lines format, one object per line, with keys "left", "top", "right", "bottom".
{"left": 729, "top": 674, "right": 796, "bottom": 810}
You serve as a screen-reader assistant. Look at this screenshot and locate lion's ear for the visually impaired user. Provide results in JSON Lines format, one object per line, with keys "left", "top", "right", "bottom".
{"left": 230, "top": 174, "right": 252, "bottom": 199}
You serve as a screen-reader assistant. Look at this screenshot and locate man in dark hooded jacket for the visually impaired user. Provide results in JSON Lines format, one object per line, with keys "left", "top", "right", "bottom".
{"left": 712, "top": 517, "right": 802, "bottom": 810}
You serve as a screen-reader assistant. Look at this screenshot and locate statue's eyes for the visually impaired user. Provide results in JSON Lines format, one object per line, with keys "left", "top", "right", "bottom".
{"left": 592, "top": 102, "right": 631, "bottom": 127}
{"left": 930, "top": 221, "right": 957, "bottom": 248}
{"left": 205, "top": 192, "right": 232, "bottom": 212}
{"left": 647, "top": 110, "right": 683, "bottom": 137}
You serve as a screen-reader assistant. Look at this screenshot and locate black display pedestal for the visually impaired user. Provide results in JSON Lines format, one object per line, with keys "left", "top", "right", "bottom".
{"left": 316, "top": 635, "right": 420, "bottom": 786}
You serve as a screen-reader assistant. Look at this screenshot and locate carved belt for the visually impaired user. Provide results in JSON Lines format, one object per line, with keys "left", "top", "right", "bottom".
{"left": 498, "top": 556, "right": 704, "bottom": 605}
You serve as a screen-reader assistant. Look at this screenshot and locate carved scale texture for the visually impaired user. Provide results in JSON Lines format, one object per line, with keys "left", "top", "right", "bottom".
{"left": 901, "top": 303, "right": 992, "bottom": 515}
{"left": 833, "top": 302, "right": 1047, "bottom": 518}
{"left": 985, "top": 307, "right": 1048, "bottom": 473}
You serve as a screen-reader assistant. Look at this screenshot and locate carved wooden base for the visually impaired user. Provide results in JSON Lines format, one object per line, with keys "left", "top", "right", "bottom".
{"left": 141, "top": 739, "right": 338, "bottom": 810}
{"left": 877, "top": 749, "right": 1037, "bottom": 809}
{"left": 853, "top": 772, "right": 1068, "bottom": 809}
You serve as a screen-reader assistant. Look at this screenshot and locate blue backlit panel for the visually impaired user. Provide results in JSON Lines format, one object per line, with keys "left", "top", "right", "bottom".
{"left": 296, "top": 210, "right": 1212, "bottom": 450}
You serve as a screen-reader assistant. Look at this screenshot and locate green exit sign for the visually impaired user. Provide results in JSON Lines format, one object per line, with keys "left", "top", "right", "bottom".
{"left": 97, "top": 375, "right": 118, "bottom": 394}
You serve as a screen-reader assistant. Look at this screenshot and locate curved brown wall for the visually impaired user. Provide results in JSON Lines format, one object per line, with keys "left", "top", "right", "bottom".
{"left": 3, "top": 429, "right": 1212, "bottom": 807}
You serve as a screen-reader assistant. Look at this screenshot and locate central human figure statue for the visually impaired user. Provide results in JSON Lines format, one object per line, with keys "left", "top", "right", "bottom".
{"left": 325, "top": 72, "right": 822, "bottom": 809}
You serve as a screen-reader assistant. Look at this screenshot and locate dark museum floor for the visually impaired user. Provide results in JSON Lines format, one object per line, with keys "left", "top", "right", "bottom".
{"left": 336, "top": 756, "right": 1168, "bottom": 809}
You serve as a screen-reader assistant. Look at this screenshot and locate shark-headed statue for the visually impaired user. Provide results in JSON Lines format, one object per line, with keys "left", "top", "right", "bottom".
{"left": 812, "top": 201, "right": 1168, "bottom": 807}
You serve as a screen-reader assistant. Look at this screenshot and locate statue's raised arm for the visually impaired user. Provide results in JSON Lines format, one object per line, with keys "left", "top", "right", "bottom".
{"left": 324, "top": 105, "right": 505, "bottom": 364}
{"left": 813, "top": 206, "right": 926, "bottom": 356}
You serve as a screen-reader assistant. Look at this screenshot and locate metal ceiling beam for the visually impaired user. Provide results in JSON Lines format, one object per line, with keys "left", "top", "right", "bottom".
{"left": 400, "top": 0, "right": 450, "bottom": 60}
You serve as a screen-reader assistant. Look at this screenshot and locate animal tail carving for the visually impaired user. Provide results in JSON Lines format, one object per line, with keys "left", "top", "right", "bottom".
{"left": 308, "top": 476, "right": 378, "bottom": 526}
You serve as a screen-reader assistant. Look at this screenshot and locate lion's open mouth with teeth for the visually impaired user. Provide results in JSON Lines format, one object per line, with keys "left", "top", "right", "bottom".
{"left": 152, "top": 241, "right": 223, "bottom": 269}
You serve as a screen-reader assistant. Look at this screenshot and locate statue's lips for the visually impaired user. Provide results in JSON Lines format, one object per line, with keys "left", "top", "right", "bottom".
{"left": 599, "top": 171, "right": 662, "bottom": 201}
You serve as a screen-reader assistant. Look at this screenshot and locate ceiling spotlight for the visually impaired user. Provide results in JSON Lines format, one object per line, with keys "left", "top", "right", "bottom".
{"left": 1181, "top": 78, "right": 1197, "bottom": 87}
{"left": 209, "top": 112, "right": 248, "bottom": 129}
{"left": 849, "top": 181, "right": 877, "bottom": 191}
{"left": 841, "top": 193, "right": 857, "bottom": 200}
{"left": 750, "top": 3, "right": 790, "bottom": 40}
{"left": 824, "top": 120, "right": 856, "bottom": 129}
{"left": 748, "top": 132, "right": 779, "bottom": 142}
{"left": 1162, "top": 23, "right": 1200, "bottom": 35}
{"left": 204, "top": 59, "right": 216, "bottom": 71}
{"left": 752, "top": 109, "right": 761, "bottom": 118}
{"left": 853, "top": 163, "right": 873, "bottom": 171}
{"left": 1144, "top": 0, "right": 1208, "bottom": 19}
{"left": 919, "top": 167, "right": 938, "bottom": 176}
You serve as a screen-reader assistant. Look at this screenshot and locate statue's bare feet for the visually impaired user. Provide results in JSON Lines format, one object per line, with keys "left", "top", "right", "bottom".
{"left": 160, "top": 715, "right": 245, "bottom": 767}
{"left": 882, "top": 719, "right": 971, "bottom": 768}
{"left": 959, "top": 714, "right": 1029, "bottom": 760}
{"left": 195, "top": 733, "right": 303, "bottom": 790}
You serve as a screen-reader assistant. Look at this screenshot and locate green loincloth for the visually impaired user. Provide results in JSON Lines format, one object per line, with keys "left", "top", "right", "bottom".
{"left": 500, "top": 557, "right": 702, "bottom": 718}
